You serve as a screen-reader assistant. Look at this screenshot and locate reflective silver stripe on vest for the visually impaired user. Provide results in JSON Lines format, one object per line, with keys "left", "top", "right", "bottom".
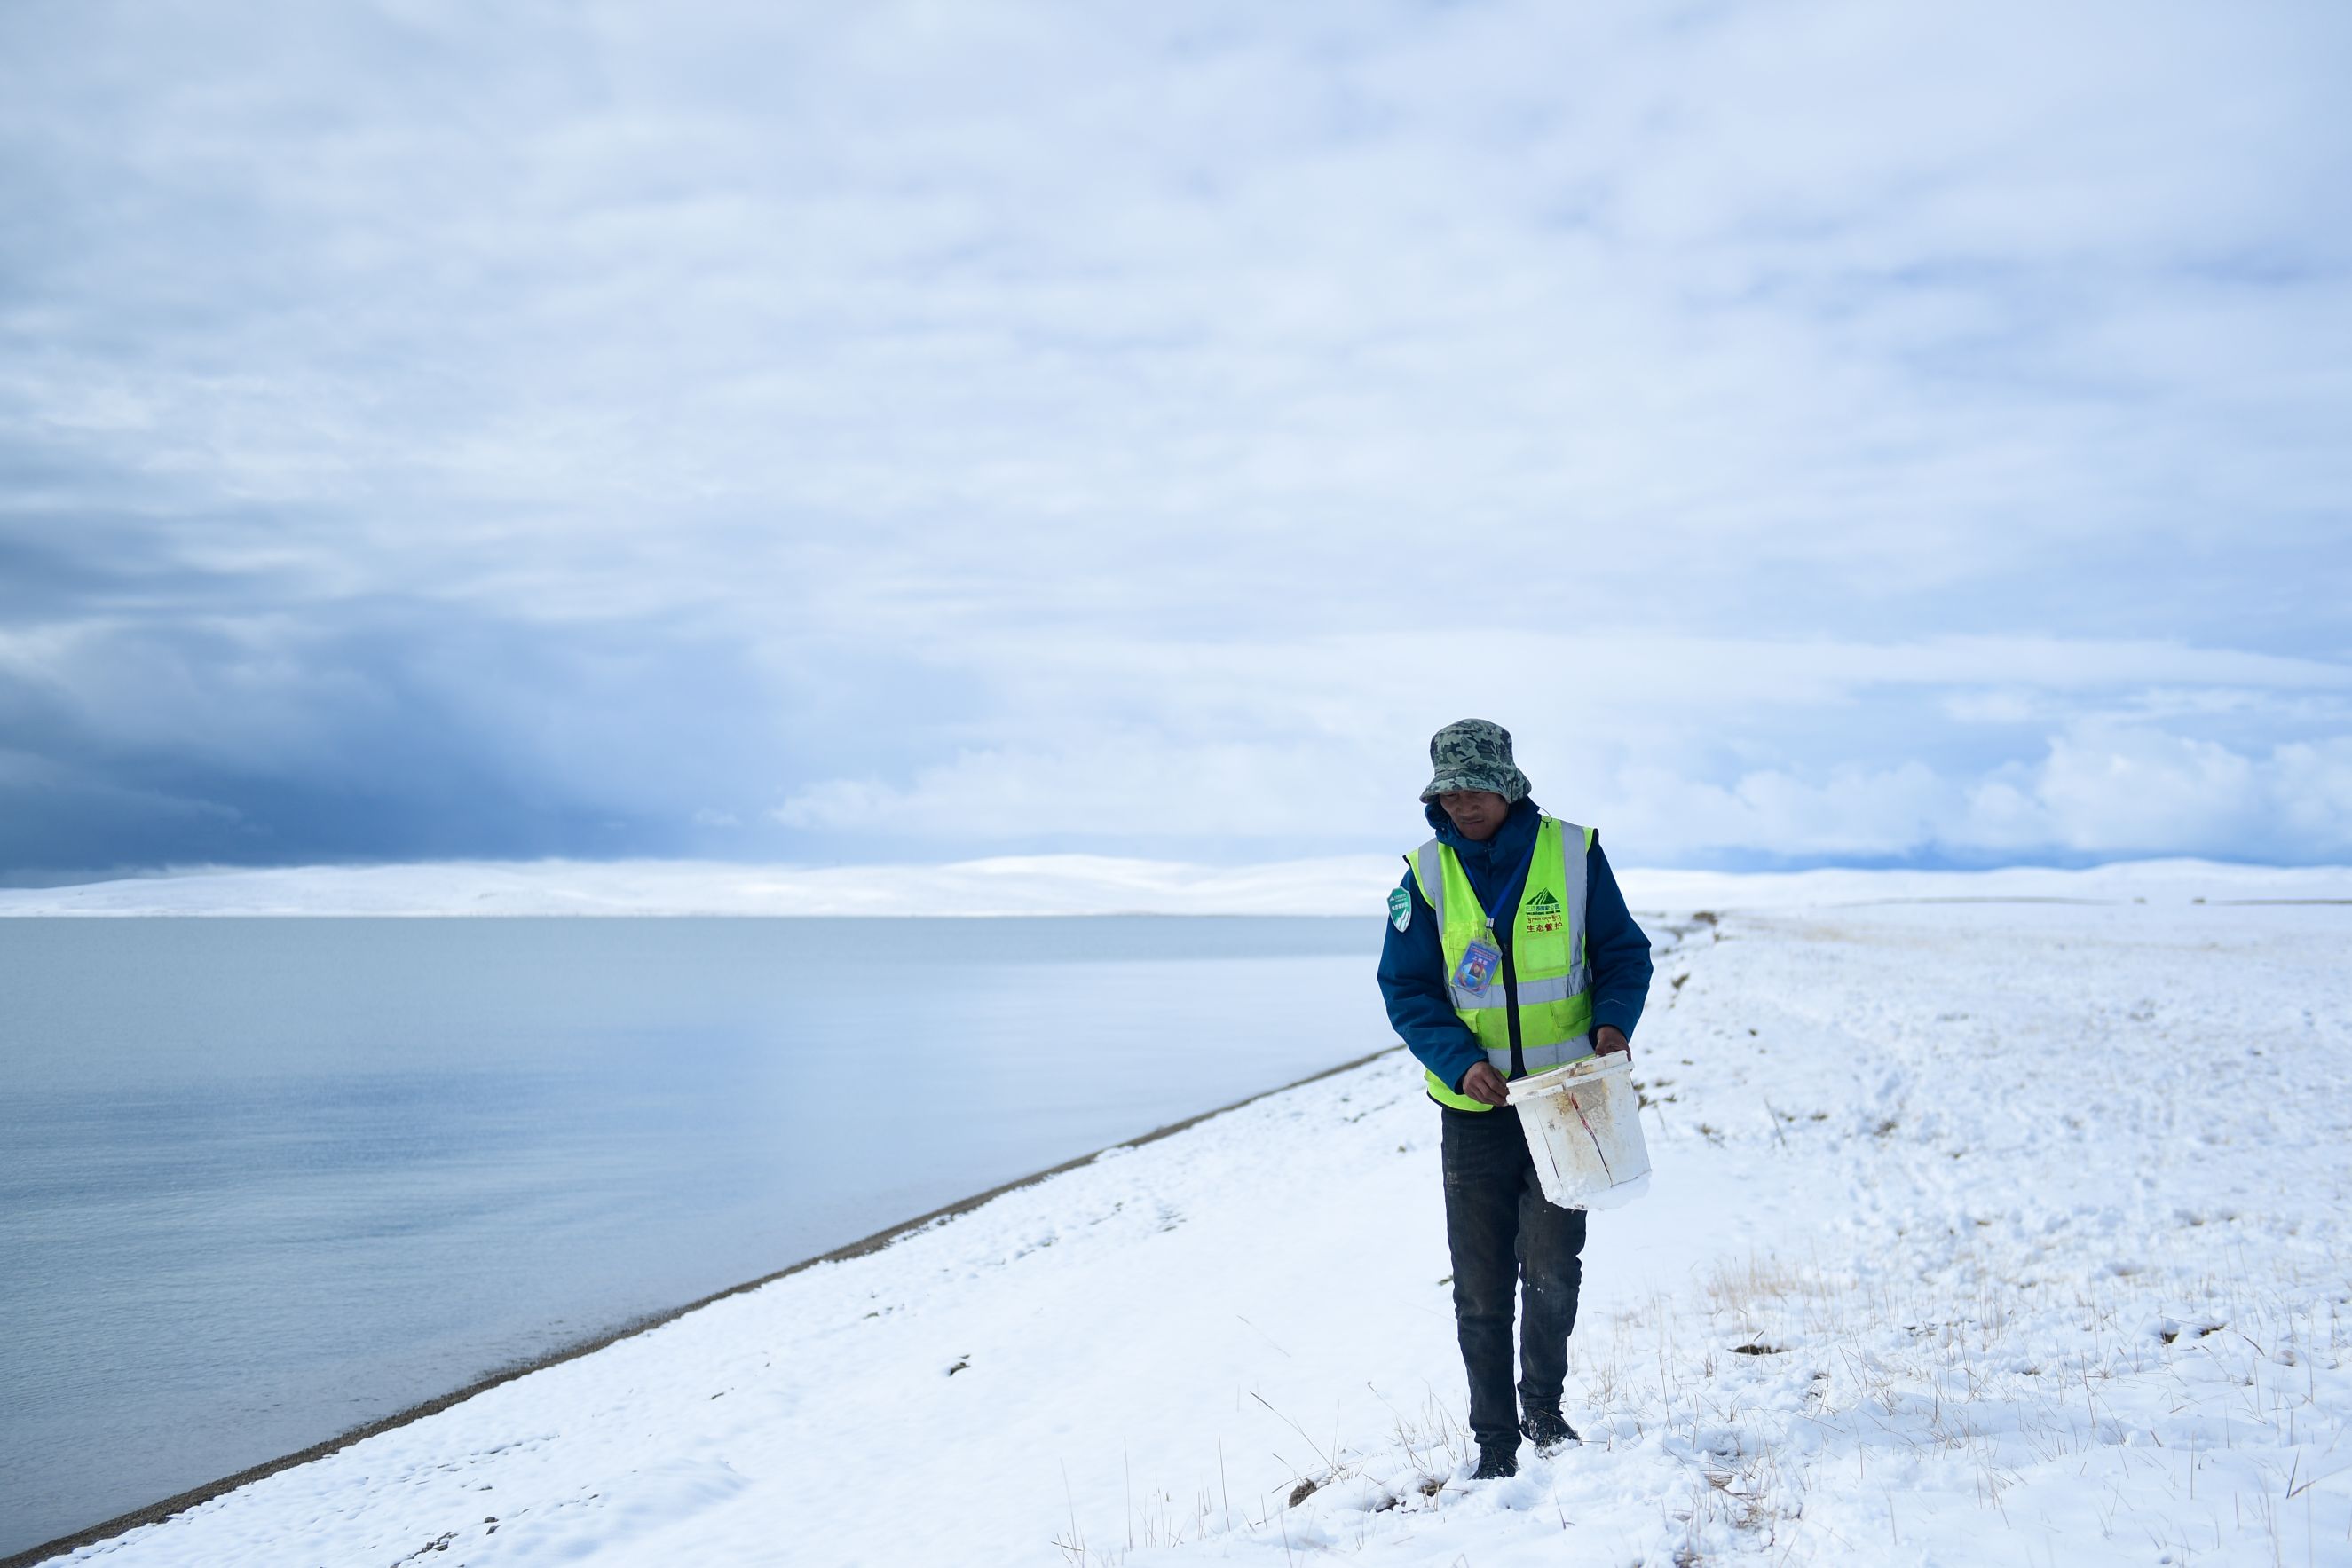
{"left": 1555, "top": 816, "right": 1592, "bottom": 999}
{"left": 1413, "top": 838, "right": 1445, "bottom": 931}
{"left": 1449, "top": 971, "right": 1580, "bottom": 1011}
{"left": 1515, "top": 973, "right": 1583, "bottom": 1005}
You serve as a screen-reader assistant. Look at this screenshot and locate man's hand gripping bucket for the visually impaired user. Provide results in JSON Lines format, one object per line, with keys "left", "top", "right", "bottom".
{"left": 1504, "top": 1051, "right": 1652, "bottom": 1210}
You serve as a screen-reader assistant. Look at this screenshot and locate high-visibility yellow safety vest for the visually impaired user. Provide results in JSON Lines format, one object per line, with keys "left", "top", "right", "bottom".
{"left": 1404, "top": 814, "right": 1596, "bottom": 1112}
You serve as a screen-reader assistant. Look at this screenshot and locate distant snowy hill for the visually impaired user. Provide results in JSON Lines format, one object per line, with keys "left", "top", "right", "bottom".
{"left": 4, "top": 856, "right": 2348, "bottom": 917}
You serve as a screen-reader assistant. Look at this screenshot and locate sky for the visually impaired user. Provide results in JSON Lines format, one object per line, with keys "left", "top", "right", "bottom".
{"left": 1, "top": 0, "right": 2348, "bottom": 881}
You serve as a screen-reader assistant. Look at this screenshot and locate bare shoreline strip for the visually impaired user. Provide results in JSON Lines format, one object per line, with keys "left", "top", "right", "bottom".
{"left": 6, "top": 1044, "right": 1405, "bottom": 1568}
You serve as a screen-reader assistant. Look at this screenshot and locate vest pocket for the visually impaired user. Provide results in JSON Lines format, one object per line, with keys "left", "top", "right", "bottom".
{"left": 1518, "top": 927, "right": 1570, "bottom": 974}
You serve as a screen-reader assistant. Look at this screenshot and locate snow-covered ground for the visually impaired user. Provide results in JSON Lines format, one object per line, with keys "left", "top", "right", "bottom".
{"left": 38, "top": 879, "right": 2352, "bottom": 1566}
{"left": 5, "top": 854, "right": 2350, "bottom": 917}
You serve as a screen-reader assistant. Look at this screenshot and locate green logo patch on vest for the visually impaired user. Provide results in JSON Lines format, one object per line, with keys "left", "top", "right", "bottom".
{"left": 1387, "top": 887, "right": 1412, "bottom": 931}
{"left": 1522, "top": 886, "right": 1565, "bottom": 935}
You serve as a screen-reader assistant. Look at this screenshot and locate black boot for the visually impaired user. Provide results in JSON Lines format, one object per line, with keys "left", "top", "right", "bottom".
{"left": 1520, "top": 1409, "right": 1580, "bottom": 1454}
{"left": 1472, "top": 1444, "right": 1519, "bottom": 1479}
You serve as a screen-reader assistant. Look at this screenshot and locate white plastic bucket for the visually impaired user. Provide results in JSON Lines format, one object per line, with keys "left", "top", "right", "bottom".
{"left": 1505, "top": 1052, "right": 1652, "bottom": 1210}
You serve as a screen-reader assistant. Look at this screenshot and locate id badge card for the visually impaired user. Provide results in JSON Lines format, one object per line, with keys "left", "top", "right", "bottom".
{"left": 1452, "top": 940, "right": 1502, "bottom": 996}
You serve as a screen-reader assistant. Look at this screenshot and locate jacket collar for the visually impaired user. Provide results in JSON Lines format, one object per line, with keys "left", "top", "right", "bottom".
{"left": 1425, "top": 793, "right": 1543, "bottom": 878}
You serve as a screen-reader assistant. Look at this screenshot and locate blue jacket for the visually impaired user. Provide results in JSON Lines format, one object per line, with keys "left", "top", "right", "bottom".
{"left": 1376, "top": 796, "right": 1654, "bottom": 1099}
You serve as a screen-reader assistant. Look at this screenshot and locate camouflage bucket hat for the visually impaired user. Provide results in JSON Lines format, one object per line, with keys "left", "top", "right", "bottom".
{"left": 1418, "top": 718, "right": 1530, "bottom": 803}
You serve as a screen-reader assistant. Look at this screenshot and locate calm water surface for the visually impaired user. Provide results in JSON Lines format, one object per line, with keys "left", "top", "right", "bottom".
{"left": 0, "top": 917, "right": 1387, "bottom": 1556}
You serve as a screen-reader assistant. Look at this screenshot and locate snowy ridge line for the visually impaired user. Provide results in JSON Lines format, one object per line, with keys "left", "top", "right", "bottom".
{"left": 2206, "top": 896, "right": 2352, "bottom": 905}
{"left": 4, "top": 855, "right": 2349, "bottom": 917}
{"left": 0, "top": 855, "right": 1401, "bottom": 918}
{"left": 4, "top": 1046, "right": 1404, "bottom": 1568}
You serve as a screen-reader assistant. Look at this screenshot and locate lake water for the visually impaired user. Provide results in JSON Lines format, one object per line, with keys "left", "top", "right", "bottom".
{"left": 0, "top": 917, "right": 1390, "bottom": 1558}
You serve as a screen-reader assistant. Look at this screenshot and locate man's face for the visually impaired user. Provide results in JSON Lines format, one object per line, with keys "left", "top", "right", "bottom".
{"left": 1437, "top": 790, "right": 1510, "bottom": 842}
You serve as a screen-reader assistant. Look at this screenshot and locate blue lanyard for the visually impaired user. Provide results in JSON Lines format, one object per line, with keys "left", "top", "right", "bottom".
{"left": 1474, "top": 883, "right": 1507, "bottom": 943}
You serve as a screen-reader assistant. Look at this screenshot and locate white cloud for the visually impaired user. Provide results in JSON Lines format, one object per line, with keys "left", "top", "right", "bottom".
{"left": 2029, "top": 727, "right": 2263, "bottom": 852}
{"left": 1592, "top": 761, "right": 1959, "bottom": 861}
{"left": 1609, "top": 726, "right": 2352, "bottom": 862}
{"left": 764, "top": 633, "right": 2352, "bottom": 863}
{"left": 1980, "top": 729, "right": 2352, "bottom": 859}
{"left": 766, "top": 718, "right": 2352, "bottom": 865}
{"left": 770, "top": 731, "right": 1406, "bottom": 841}
{"left": 1941, "top": 689, "right": 2042, "bottom": 725}
{"left": 8, "top": 0, "right": 2345, "bottom": 636}
{"left": 1, "top": 0, "right": 2345, "bottom": 871}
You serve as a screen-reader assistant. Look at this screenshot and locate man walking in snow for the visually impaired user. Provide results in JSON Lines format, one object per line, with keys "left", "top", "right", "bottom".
{"left": 1377, "top": 719, "right": 1653, "bottom": 1480}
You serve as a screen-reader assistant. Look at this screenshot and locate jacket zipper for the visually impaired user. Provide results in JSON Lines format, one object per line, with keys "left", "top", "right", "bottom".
{"left": 1500, "top": 929, "right": 1525, "bottom": 1080}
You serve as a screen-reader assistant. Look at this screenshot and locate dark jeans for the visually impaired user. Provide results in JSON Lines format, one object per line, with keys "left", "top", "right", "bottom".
{"left": 1440, "top": 1104, "right": 1587, "bottom": 1451}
